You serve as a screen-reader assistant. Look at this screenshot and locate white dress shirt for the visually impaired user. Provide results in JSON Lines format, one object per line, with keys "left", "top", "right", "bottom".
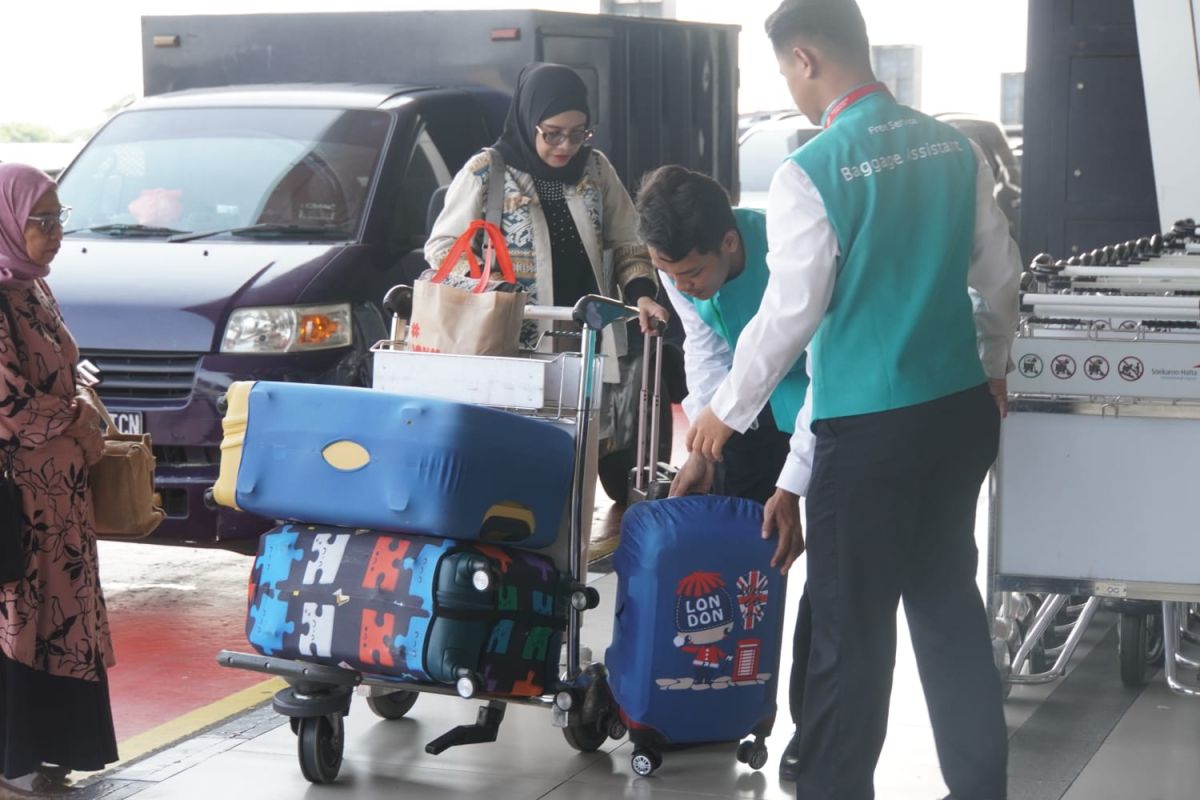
{"left": 709, "top": 140, "right": 1021, "bottom": 496}
{"left": 662, "top": 276, "right": 816, "bottom": 496}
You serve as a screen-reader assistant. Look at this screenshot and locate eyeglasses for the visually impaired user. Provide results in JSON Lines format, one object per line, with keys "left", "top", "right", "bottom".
{"left": 535, "top": 126, "right": 594, "bottom": 147}
{"left": 26, "top": 206, "right": 72, "bottom": 234}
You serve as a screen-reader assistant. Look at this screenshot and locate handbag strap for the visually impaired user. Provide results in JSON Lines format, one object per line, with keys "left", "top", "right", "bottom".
{"left": 82, "top": 386, "right": 118, "bottom": 434}
{"left": 483, "top": 147, "right": 506, "bottom": 231}
{"left": 478, "top": 147, "right": 506, "bottom": 267}
{"left": 0, "top": 293, "right": 20, "bottom": 471}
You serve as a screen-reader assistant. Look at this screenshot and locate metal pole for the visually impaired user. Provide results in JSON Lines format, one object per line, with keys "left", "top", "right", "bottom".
{"left": 648, "top": 332, "right": 663, "bottom": 480}
{"left": 566, "top": 325, "right": 598, "bottom": 680}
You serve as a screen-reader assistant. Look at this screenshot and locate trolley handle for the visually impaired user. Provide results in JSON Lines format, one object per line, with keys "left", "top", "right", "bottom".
{"left": 523, "top": 304, "right": 576, "bottom": 322}
{"left": 572, "top": 294, "right": 639, "bottom": 331}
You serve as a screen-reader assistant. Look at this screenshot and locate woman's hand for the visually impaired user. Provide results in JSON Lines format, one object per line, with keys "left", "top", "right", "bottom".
{"left": 636, "top": 296, "right": 670, "bottom": 335}
{"left": 67, "top": 401, "right": 105, "bottom": 466}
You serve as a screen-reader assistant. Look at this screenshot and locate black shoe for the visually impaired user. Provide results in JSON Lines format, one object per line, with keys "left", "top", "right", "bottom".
{"left": 778, "top": 732, "right": 801, "bottom": 781}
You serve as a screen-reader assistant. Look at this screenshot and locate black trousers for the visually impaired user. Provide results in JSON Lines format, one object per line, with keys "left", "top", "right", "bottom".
{"left": 715, "top": 404, "right": 790, "bottom": 504}
{"left": 793, "top": 384, "right": 1007, "bottom": 800}
{"left": 717, "top": 406, "right": 814, "bottom": 730}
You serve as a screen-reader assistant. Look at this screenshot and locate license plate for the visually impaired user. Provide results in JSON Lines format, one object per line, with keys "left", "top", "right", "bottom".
{"left": 112, "top": 412, "right": 144, "bottom": 436}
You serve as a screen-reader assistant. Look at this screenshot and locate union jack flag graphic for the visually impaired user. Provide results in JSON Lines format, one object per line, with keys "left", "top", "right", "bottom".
{"left": 736, "top": 570, "right": 769, "bottom": 630}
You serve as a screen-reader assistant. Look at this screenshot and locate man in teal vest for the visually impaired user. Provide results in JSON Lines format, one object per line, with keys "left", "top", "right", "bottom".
{"left": 635, "top": 165, "right": 810, "bottom": 519}
{"left": 636, "top": 165, "right": 816, "bottom": 767}
{"left": 687, "top": 1, "right": 1021, "bottom": 798}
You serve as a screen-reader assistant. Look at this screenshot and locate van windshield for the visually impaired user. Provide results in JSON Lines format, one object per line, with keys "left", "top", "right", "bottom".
{"left": 59, "top": 107, "right": 391, "bottom": 239}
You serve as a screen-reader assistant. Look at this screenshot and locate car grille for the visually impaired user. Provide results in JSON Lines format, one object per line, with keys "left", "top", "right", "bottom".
{"left": 153, "top": 446, "right": 220, "bottom": 468}
{"left": 79, "top": 350, "right": 201, "bottom": 404}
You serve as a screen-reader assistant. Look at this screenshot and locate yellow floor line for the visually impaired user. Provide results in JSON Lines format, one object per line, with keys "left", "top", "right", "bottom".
{"left": 111, "top": 677, "right": 286, "bottom": 768}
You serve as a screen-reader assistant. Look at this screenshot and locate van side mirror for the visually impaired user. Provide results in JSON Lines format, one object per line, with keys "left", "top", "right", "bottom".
{"left": 426, "top": 186, "right": 449, "bottom": 237}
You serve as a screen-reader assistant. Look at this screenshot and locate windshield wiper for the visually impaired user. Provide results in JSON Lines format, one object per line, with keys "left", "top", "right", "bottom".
{"left": 66, "top": 223, "right": 189, "bottom": 237}
{"left": 168, "top": 223, "right": 351, "bottom": 243}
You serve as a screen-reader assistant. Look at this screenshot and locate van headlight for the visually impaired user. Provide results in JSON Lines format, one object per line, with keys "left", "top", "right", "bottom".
{"left": 220, "top": 304, "right": 353, "bottom": 354}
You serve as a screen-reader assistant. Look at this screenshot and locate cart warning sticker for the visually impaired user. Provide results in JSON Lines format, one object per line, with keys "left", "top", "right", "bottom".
{"left": 1018, "top": 354, "right": 1043, "bottom": 378}
{"left": 1084, "top": 356, "right": 1109, "bottom": 381}
{"left": 1051, "top": 354, "right": 1076, "bottom": 379}
{"left": 1118, "top": 357, "right": 1144, "bottom": 382}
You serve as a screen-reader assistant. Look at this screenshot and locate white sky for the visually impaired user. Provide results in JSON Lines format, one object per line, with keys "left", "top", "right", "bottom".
{"left": 1, "top": 0, "right": 1027, "bottom": 136}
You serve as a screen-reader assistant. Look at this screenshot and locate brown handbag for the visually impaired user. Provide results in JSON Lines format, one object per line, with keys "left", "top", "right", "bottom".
{"left": 86, "top": 391, "right": 165, "bottom": 539}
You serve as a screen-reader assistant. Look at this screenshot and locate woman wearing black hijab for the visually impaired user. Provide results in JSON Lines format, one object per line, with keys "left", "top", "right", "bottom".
{"left": 426, "top": 63, "right": 669, "bottom": 511}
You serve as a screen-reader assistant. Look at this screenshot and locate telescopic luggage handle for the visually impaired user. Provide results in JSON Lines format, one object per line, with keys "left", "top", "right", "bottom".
{"left": 634, "top": 319, "right": 667, "bottom": 494}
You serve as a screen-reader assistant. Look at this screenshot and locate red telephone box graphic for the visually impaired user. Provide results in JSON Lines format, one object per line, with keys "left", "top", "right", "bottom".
{"left": 732, "top": 638, "right": 761, "bottom": 681}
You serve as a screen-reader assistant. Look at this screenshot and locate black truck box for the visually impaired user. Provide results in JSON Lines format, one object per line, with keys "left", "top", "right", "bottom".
{"left": 142, "top": 10, "right": 740, "bottom": 196}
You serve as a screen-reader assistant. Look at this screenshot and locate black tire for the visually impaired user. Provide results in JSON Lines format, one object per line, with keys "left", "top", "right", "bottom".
{"left": 366, "top": 690, "right": 419, "bottom": 720}
{"left": 735, "top": 740, "right": 754, "bottom": 764}
{"left": 1118, "top": 612, "right": 1151, "bottom": 687}
{"left": 748, "top": 745, "right": 769, "bottom": 771}
{"left": 598, "top": 449, "right": 634, "bottom": 506}
{"left": 1146, "top": 611, "right": 1165, "bottom": 667}
{"left": 298, "top": 714, "right": 344, "bottom": 784}
{"left": 562, "top": 721, "right": 607, "bottom": 753}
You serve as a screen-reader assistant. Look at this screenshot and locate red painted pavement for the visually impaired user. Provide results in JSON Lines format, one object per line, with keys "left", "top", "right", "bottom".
{"left": 98, "top": 543, "right": 263, "bottom": 742}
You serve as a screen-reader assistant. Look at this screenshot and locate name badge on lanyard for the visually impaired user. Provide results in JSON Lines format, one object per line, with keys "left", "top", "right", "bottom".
{"left": 824, "top": 82, "right": 892, "bottom": 129}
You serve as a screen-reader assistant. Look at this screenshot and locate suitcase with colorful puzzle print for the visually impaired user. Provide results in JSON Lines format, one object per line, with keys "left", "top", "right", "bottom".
{"left": 213, "top": 381, "right": 575, "bottom": 547}
{"left": 604, "top": 496, "right": 788, "bottom": 776}
{"left": 245, "top": 524, "right": 568, "bottom": 697}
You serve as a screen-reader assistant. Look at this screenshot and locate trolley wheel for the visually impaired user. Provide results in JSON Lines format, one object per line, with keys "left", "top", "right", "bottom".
{"left": 736, "top": 740, "right": 754, "bottom": 763}
{"left": 366, "top": 689, "right": 419, "bottom": 720}
{"left": 562, "top": 720, "right": 607, "bottom": 753}
{"left": 631, "top": 747, "right": 661, "bottom": 777}
{"left": 297, "top": 713, "right": 344, "bottom": 784}
{"left": 748, "top": 744, "right": 769, "bottom": 771}
{"left": 1118, "top": 611, "right": 1160, "bottom": 687}
{"left": 992, "top": 635, "right": 1013, "bottom": 700}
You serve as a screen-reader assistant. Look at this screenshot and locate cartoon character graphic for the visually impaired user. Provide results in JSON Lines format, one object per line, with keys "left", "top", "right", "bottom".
{"left": 672, "top": 572, "right": 735, "bottom": 685}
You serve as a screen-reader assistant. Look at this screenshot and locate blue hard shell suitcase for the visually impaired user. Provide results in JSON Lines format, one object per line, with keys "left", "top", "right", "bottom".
{"left": 246, "top": 524, "right": 567, "bottom": 697}
{"left": 221, "top": 381, "right": 574, "bottom": 548}
{"left": 605, "top": 496, "right": 788, "bottom": 772}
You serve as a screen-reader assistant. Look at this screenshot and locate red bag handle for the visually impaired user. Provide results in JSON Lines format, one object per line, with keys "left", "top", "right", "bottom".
{"left": 433, "top": 220, "right": 517, "bottom": 294}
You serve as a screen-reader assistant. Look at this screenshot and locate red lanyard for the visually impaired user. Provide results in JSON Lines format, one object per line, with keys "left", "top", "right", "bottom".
{"left": 823, "top": 82, "right": 891, "bottom": 129}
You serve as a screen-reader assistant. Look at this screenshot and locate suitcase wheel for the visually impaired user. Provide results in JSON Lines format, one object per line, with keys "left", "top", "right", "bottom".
{"left": 736, "top": 740, "right": 769, "bottom": 771}
{"left": 604, "top": 712, "right": 627, "bottom": 741}
{"left": 366, "top": 689, "right": 420, "bottom": 720}
{"left": 631, "top": 747, "right": 661, "bottom": 777}
{"left": 297, "top": 713, "right": 344, "bottom": 784}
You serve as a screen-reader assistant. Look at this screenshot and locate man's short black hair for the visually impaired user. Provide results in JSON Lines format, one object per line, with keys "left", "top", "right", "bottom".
{"left": 765, "top": 0, "right": 871, "bottom": 66}
{"left": 636, "top": 166, "right": 737, "bottom": 262}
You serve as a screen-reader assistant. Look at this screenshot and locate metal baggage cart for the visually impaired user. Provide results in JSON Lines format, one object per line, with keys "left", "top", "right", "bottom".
{"left": 990, "top": 231, "right": 1200, "bottom": 698}
{"left": 217, "top": 293, "right": 645, "bottom": 783}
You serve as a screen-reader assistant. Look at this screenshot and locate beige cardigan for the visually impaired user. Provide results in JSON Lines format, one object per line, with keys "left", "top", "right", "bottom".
{"left": 425, "top": 149, "right": 655, "bottom": 379}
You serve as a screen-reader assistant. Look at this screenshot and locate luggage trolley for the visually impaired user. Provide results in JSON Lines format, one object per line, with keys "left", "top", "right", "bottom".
{"left": 217, "top": 291, "right": 641, "bottom": 783}
{"left": 989, "top": 226, "right": 1200, "bottom": 698}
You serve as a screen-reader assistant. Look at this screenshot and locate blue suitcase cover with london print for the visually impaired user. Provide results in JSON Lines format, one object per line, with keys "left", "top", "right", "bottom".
{"left": 246, "top": 524, "right": 567, "bottom": 697}
{"left": 604, "top": 496, "right": 788, "bottom": 744}
{"left": 227, "top": 381, "right": 574, "bottom": 548}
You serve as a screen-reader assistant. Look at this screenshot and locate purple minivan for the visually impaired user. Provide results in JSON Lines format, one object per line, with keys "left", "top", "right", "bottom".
{"left": 51, "top": 84, "right": 503, "bottom": 550}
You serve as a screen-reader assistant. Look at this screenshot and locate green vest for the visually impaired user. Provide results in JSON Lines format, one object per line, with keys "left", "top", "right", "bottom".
{"left": 687, "top": 208, "right": 809, "bottom": 434}
{"left": 791, "top": 90, "right": 984, "bottom": 421}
